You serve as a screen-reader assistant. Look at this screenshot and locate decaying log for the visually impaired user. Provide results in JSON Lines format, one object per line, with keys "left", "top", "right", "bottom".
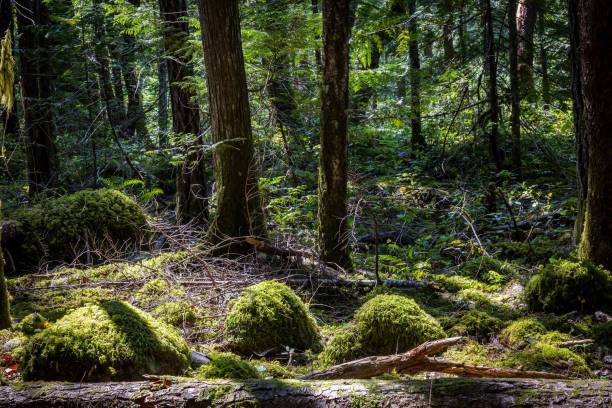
{"left": 0, "top": 378, "right": 611, "bottom": 407}
{"left": 304, "top": 337, "right": 567, "bottom": 381}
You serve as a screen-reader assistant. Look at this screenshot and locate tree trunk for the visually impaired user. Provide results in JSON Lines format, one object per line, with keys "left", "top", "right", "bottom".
{"left": 458, "top": 0, "right": 467, "bottom": 63}
{"left": 312, "top": 0, "right": 322, "bottom": 68}
{"left": 576, "top": 0, "right": 612, "bottom": 271}
{"left": 0, "top": 379, "right": 611, "bottom": 407}
{"left": 0, "top": 217, "right": 9, "bottom": 329}
{"left": 408, "top": 0, "right": 425, "bottom": 149}
{"left": 158, "top": 57, "right": 169, "bottom": 147}
{"left": 318, "top": 0, "right": 352, "bottom": 270}
{"left": 0, "top": 0, "right": 18, "bottom": 139}
{"left": 483, "top": 0, "right": 502, "bottom": 171}
{"left": 159, "top": 0, "right": 208, "bottom": 224}
{"left": 569, "top": 0, "right": 586, "bottom": 245}
{"left": 538, "top": 0, "right": 550, "bottom": 107}
{"left": 509, "top": 0, "right": 522, "bottom": 176}
{"left": 516, "top": 0, "right": 538, "bottom": 99}
{"left": 441, "top": 0, "right": 455, "bottom": 64}
{"left": 17, "top": 0, "right": 58, "bottom": 194}
{"left": 199, "top": 0, "right": 266, "bottom": 242}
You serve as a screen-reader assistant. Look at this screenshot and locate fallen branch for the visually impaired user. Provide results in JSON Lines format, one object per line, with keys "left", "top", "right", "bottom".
{"left": 304, "top": 337, "right": 568, "bottom": 381}
{"left": 557, "top": 339, "right": 594, "bottom": 348}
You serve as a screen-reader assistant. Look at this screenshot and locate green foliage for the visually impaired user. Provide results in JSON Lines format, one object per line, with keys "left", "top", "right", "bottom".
{"left": 500, "top": 318, "right": 547, "bottom": 348}
{"left": 455, "top": 288, "right": 491, "bottom": 305}
{"left": 320, "top": 295, "right": 445, "bottom": 365}
{"left": 196, "top": 352, "right": 260, "bottom": 380}
{"left": 21, "top": 301, "right": 190, "bottom": 381}
{"left": 459, "top": 256, "right": 517, "bottom": 285}
{"left": 592, "top": 322, "right": 612, "bottom": 348}
{"left": 224, "top": 281, "right": 321, "bottom": 355}
{"left": 524, "top": 259, "right": 612, "bottom": 313}
{"left": 10, "top": 189, "right": 148, "bottom": 268}
{"left": 450, "top": 311, "right": 504, "bottom": 341}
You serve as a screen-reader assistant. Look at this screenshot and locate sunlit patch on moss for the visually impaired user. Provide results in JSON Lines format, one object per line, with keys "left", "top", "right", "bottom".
{"left": 196, "top": 352, "right": 260, "bottom": 380}
{"left": 500, "top": 318, "right": 546, "bottom": 348}
{"left": 506, "top": 342, "right": 591, "bottom": 377}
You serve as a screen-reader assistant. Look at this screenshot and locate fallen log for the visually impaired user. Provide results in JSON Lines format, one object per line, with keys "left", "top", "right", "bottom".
{"left": 0, "top": 378, "right": 610, "bottom": 407}
{"left": 304, "top": 337, "right": 567, "bottom": 381}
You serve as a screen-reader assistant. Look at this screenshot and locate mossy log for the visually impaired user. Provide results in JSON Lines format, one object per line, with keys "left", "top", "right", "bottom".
{"left": 0, "top": 378, "right": 611, "bottom": 407}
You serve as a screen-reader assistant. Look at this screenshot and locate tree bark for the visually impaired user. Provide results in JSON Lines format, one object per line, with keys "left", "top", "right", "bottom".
{"left": 159, "top": 0, "right": 209, "bottom": 224}
{"left": 576, "top": 0, "right": 612, "bottom": 271}
{"left": 157, "top": 57, "right": 169, "bottom": 147}
{"left": 537, "top": 0, "right": 550, "bottom": 107}
{"left": 483, "top": 0, "right": 502, "bottom": 171}
{"left": 0, "top": 0, "right": 18, "bottom": 139}
{"left": 441, "top": 0, "right": 455, "bottom": 64}
{"left": 509, "top": 0, "right": 522, "bottom": 176}
{"left": 318, "top": 0, "right": 352, "bottom": 270}
{"left": 17, "top": 0, "right": 58, "bottom": 194}
{"left": 516, "top": 0, "right": 538, "bottom": 99}
{"left": 199, "top": 0, "right": 266, "bottom": 243}
{"left": 1, "top": 379, "right": 611, "bottom": 407}
{"left": 408, "top": 0, "right": 425, "bottom": 149}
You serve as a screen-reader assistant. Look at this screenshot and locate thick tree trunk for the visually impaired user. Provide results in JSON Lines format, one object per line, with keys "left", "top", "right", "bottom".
{"left": 0, "top": 379, "right": 611, "bottom": 407}
{"left": 441, "top": 0, "right": 455, "bottom": 64}
{"left": 17, "top": 0, "right": 58, "bottom": 194}
{"left": 318, "top": 0, "right": 352, "bottom": 270}
{"left": 516, "top": 0, "right": 538, "bottom": 99}
{"left": 576, "top": 0, "right": 612, "bottom": 270}
{"left": 159, "top": 0, "right": 208, "bottom": 224}
{"left": 569, "top": 0, "right": 586, "bottom": 245}
{"left": 483, "top": 0, "right": 502, "bottom": 171}
{"left": 199, "top": 0, "right": 266, "bottom": 242}
{"left": 407, "top": 0, "right": 425, "bottom": 149}
{"left": 509, "top": 0, "right": 522, "bottom": 176}
{"left": 0, "top": 0, "right": 18, "bottom": 139}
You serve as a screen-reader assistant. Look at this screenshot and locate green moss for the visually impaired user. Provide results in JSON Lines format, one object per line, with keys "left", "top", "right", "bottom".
{"left": 524, "top": 259, "right": 612, "bottom": 313}
{"left": 10, "top": 189, "right": 148, "bottom": 269}
{"left": 196, "top": 352, "right": 260, "bottom": 380}
{"left": 441, "top": 340, "right": 492, "bottom": 366}
{"left": 460, "top": 256, "right": 517, "bottom": 284}
{"left": 592, "top": 322, "right": 612, "bottom": 348}
{"left": 224, "top": 281, "right": 321, "bottom": 355}
{"left": 253, "top": 359, "right": 293, "bottom": 379}
{"left": 320, "top": 295, "right": 445, "bottom": 365}
{"left": 152, "top": 302, "right": 197, "bottom": 327}
{"left": 455, "top": 288, "right": 491, "bottom": 305}
{"left": 500, "top": 318, "right": 546, "bottom": 348}
{"left": 14, "top": 313, "right": 48, "bottom": 336}
{"left": 21, "top": 301, "right": 190, "bottom": 381}
{"left": 538, "top": 331, "right": 572, "bottom": 345}
{"left": 136, "top": 279, "right": 187, "bottom": 308}
{"left": 450, "top": 310, "right": 503, "bottom": 341}
{"left": 431, "top": 274, "right": 495, "bottom": 293}
{"left": 508, "top": 342, "right": 591, "bottom": 377}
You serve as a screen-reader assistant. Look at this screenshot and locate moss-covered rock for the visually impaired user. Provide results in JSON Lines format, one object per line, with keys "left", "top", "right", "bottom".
{"left": 524, "top": 259, "right": 612, "bottom": 313}
{"left": 10, "top": 189, "right": 148, "bottom": 270}
{"left": 500, "top": 318, "right": 546, "bottom": 348}
{"left": 320, "top": 295, "right": 445, "bottom": 365}
{"left": 21, "top": 301, "right": 190, "bottom": 381}
{"left": 508, "top": 342, "right": 591, "bottom": 377}
{"left": 196, "top": 352, "right": 260, "bottom": 380}
{"left": 224, "top": 281, "right": 321, "bottom": 355}
{"left": 450, "top": 310, "right": 503, "bottom": 341}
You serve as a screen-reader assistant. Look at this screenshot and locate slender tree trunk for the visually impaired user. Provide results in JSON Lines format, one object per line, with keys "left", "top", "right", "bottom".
{"left": 159, "top": 0, "right": 208, "bottom": 224}
{"left": 509, "top": 0, "right": 522, "bottom": 176}
{"left": 0, "top": 0, "right": 18, "bottom": 138}
{"left": 538, "top": 0, "right": 550, "bottom": 107}
{"left": 458, "top": 0, "right": 467, "bottom": 63}
{"left": 569, "top": 0, "right": 586, "bottom": 245}
{"left": 483, "top": 0, "right": 502, "bottom": 171}
{"left": 199, "top": 0, "right": 266, "bottom": 242}
{"left": 123, "top": 0, "right": 147, "bottom": 140}
{"left": 407, "top": 0, "right": 425, "bottom": 149}
{"left": 576, "top": 0, "right": 612, "bottom": 270}
{"left": 17, "top": 0, "right": 58, "bottom": 194}
{"left": 158, "top": 57, "right": 169, "bottom": 147}
{"left": 441, "top": 0, "right": 455, "bottom": 64}
{"left": 318, "top": 0, "right": 352, "bottom": 270}
{"left": 312, "top": 0, "right": 322, "bottom": 68}
{"left": 516, "top": 0, "right": 538, "bottom": 99}
{"left": 109, "top": 45, "right": 127, "bottom": 122}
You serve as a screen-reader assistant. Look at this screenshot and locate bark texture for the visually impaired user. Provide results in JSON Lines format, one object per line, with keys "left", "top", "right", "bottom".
{"left": 509, "top": 0, "right": 522, "bottom": 175}
{"left": 407, "top": 0, "right": 425, "bottom": 149}
{"left": 0, "top": 379, "right": 611, "bottom": 407}
{"left": 160, "top": 0, "right": 208, "bottom": 224}
{"left": 516, "top": 0, "right": 538, "bottom": 99}
{"left": 199, "top": 0, "right": 266, "bottom": 242}
{"left": 17, "top": 0, "right": 58, "bottom": 194}
{"left": 482, "top": 0, "right": 502, "bottom": 171}
{"left": 318, "top": 0, "right": 352, "bottom": 270}
{"left": 576, "top": 0, "right": 612, "bottom": 270}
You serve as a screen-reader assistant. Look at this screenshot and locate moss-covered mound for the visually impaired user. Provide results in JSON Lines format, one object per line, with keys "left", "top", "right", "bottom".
{"left": 320, "top": 295, "right": 445, "bottom": 365}
{"left": 10, "top": 189, "right": 148, "bottom": 270}
{"left": 21, "top": 301, "right": 190, "bottom": 381}
{"left": 196, "top": 352, "right": 260, "bottom": 380}
{"left": 450, "top": 310, "right": 503, "bottom": 341}
{"left": 224, "top": 281, "right": 321, "bottom": 355}
{"left": 509, "top": 342, "right": 591, "bottom": 377}
{"left": 500, "top": 318, "right": 546, "bottom": 348}
{"left": 524, "top": 259, "right": 612, "bottom": 313}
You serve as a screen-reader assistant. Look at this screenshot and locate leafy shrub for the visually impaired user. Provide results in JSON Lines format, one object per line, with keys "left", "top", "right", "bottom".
{"left": 11, "top": 189, "right": 148, "bottom": 270}
{"left": 21, "top": 301, "right": 190, "bottom": 381}
{"left": 196, "top": 352, "right": 260, "bottom": 380}
{"left": 450, "top": 310, "right": 503, "bottom": 341}
{"left": 320, "top": 295, "right": 445, "bottom": 365}
{"left": 224, "top": 281, "right": 321, "bottom": 355}
{"left": 524, "top": 259, "right": 612, "bottom": 313}
{"left": 500, "top": 318, "right": 546, "bottom": 348}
